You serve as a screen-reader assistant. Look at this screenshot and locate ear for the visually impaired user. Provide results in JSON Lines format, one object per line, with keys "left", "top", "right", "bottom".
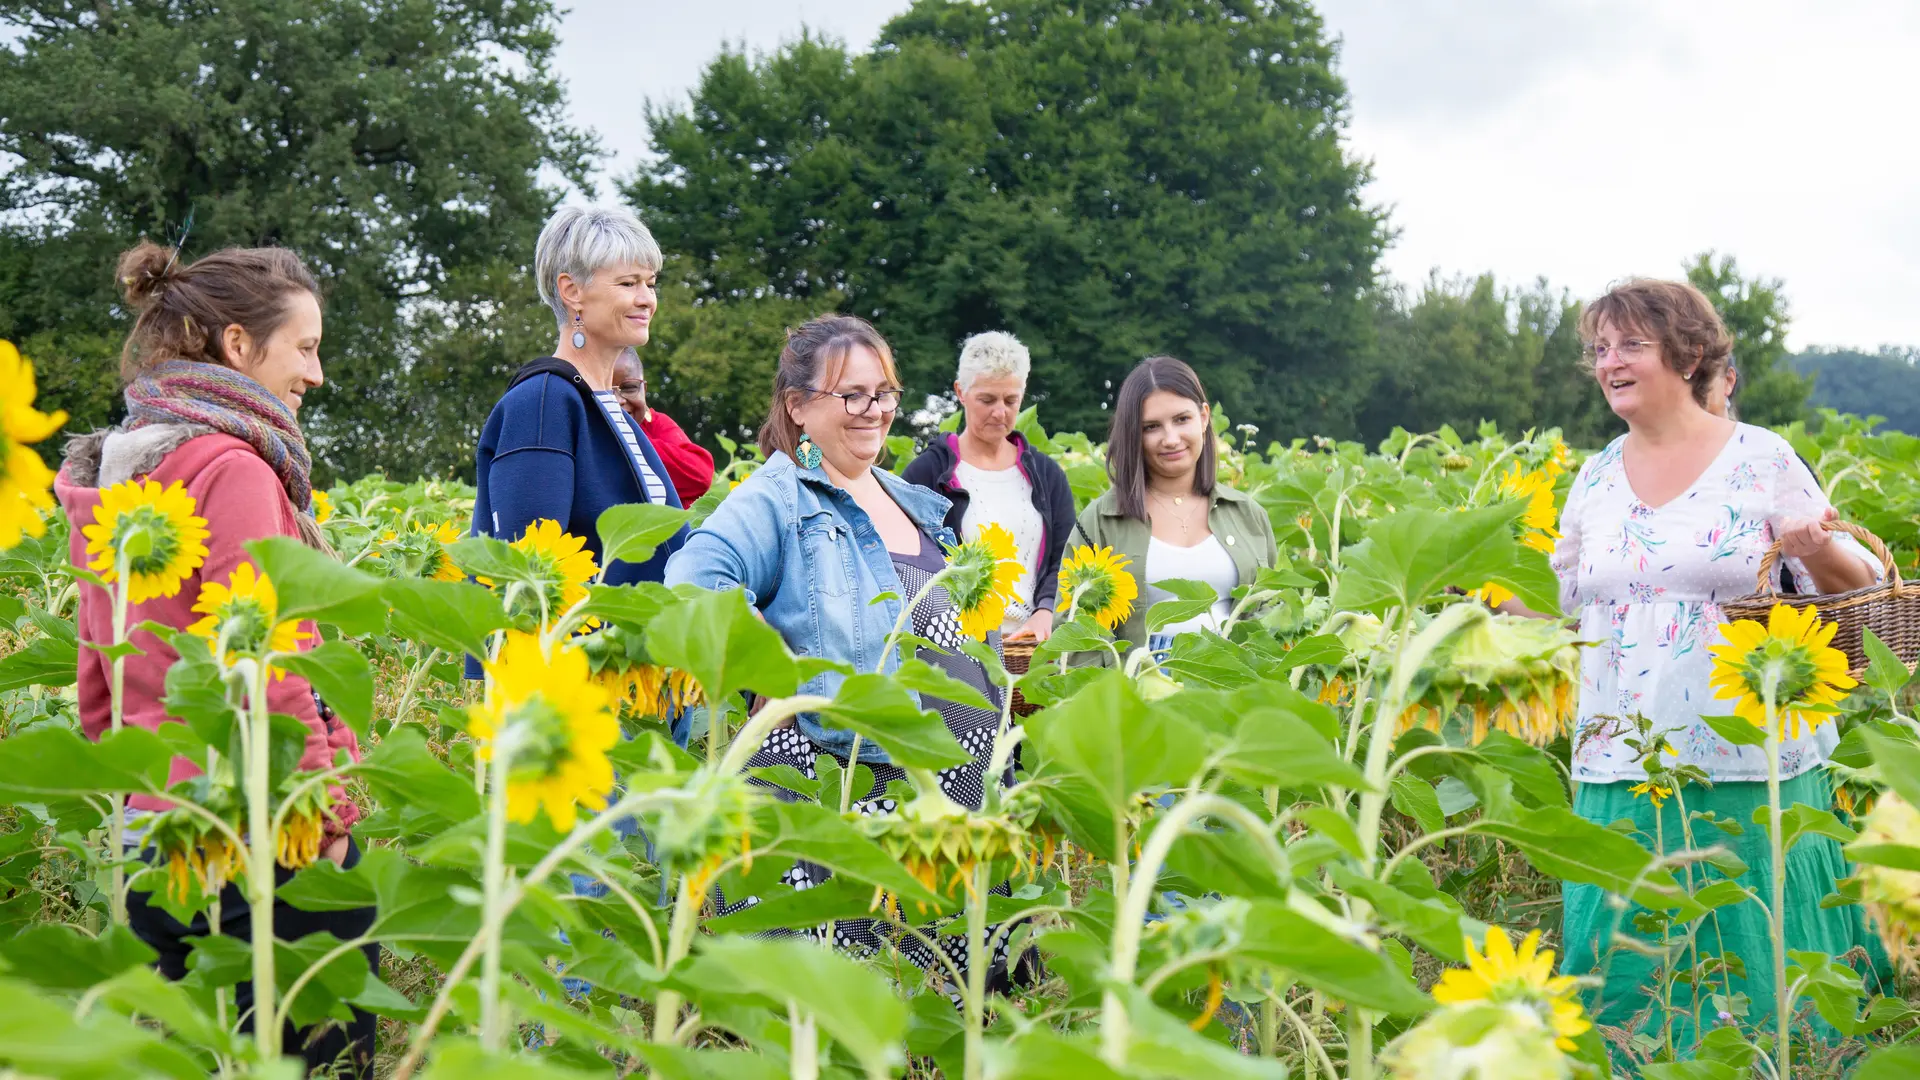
{"left": 953, "top": 380, "right": 965, "bottom": 399}
{"left": 555, "top": 272, "right": 585, "bottom": 314}
{"left": 784, "top": 389, "right": 808, "bottom": 427}
{"left": 220, "top": 323, "right": 253, "bottom": 369}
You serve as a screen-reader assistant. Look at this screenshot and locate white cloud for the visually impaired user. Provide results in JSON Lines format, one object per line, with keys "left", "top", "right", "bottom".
{"left": 561, "top": 0, "right": 1920, "bottom": 348}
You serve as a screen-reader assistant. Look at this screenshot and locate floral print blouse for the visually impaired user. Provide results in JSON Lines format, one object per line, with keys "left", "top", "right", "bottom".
{"left": 1551, "top": 423, "right": 1878, "bottom": 783}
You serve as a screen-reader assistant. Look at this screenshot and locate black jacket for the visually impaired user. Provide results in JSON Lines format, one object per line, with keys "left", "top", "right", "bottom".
{"left": 902, "top": 432, "right": 1076, "bottom": 613}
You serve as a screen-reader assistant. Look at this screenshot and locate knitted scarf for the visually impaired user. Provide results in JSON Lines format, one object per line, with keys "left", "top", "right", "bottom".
{"left": 124, "top": 360, "right": 315, "bottom": 513}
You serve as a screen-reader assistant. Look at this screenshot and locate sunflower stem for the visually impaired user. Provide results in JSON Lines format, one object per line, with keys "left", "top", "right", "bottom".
{"left": 106, "top": 553, "right": 130, "bottom": 927}
{"left": 787, "top": 1001, "right": 818, "bottom": 1080}
{"left": 241, "top": 658, "right": 280, "bottom": 1063}
{"left": 479, "top": 724, "right": 513, "bottom": 1051}
{"left": 652, "top": 872, "right": 704, "bottom": 1042}
{"left": 1763, "top": 673, "right": 1790, "bottom": 1080}
{"left": 963, "top": 860, "right": 990, "bottom": 1080}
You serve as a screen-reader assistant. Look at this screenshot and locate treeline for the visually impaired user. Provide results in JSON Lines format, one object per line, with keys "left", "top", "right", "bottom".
{"left": 0, "top": 0, "right": 1890, "bottom": 483}
{"left": 1791, "top": 348, "right": 1920, "bottom": 436}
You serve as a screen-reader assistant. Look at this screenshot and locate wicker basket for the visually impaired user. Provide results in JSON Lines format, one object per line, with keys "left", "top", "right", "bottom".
{"left": 1719, "top": 520, "right": 1919, "bottom": 674}
{"left": 1003, "top": 640, "right": 1040, "bottom": 717}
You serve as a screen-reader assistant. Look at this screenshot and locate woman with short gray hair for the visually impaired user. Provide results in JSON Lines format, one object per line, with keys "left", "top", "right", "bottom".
{"left": 903, "top": 331, "right": 1075, "bottom": 642}
{"left": 469, "top": 204, "right": 687, "bottom": 622}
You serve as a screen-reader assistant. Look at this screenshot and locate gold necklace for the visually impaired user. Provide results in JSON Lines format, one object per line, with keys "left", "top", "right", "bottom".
{"left": 1150, "top": 490, "right": 1194, "bottom": 537}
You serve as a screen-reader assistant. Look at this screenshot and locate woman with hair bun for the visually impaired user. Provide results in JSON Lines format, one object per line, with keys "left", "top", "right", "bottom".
{"left": 54, "top": 241, "right": 375, "bottom": 1076}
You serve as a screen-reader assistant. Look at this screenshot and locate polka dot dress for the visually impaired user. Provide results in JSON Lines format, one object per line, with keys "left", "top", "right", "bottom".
{"left": 717, "top": 533, "right": 1016, "bottom": 993}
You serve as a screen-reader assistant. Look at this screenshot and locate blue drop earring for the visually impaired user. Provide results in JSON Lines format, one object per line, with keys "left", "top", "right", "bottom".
{"left": 570, "top": 311, "right": 586, "bottom": 350}
{"left": 796, "top": 433, "right": 822, "bottom": 469}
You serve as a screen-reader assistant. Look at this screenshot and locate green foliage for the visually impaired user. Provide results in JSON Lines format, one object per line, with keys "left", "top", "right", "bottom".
{"left": 0, "top": 0, "right": 594, "bottom": 481}
{"left": 1791, "top": 346, "right": 1920, "bottom": 436}
{"left": 1687, "top": 251, "right": 1813, "bottom": 426}
{"left": 627, "top": 0, "right": 1386, "bottom": 442}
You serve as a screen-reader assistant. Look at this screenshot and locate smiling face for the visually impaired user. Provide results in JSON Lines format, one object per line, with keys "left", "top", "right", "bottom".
{"left": 225, "top": 290, "right": 323, "bottom": 414}
{"left": 1591, "top": 318, "right": 1697, "bottom": 424}
{"left": 1139, "top": 389, "right": 1209, "bottom": 485}
{"left": 788, "top": 343, "right": 899, "bottom": 474}
{"left": 559, "top": 260, "right": 658, "bottom": 348}
{"left": 957, "top": 373, "right": 1025, "bottom": 443}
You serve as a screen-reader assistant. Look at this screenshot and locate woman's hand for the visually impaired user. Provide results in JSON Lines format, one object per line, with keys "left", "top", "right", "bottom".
{"left": 1780, "top": 507, "right": 1877, "bottom": 593}
{"left": 1778, "top": 507, "right": 1837, "bottom": 559}
{"left": 1005, "top": 609, "right": 1054, "bottom": 644}
{"left": 324, "top": 835, "right": 350, "bottom": 867}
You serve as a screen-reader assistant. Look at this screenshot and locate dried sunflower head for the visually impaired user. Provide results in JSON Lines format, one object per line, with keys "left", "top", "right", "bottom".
{"left": 859, "top": 789, "right": 1038, "bottom": 912}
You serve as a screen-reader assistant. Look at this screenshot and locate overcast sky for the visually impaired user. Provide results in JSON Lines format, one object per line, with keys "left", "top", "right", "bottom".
{"left": 558, "top": 1, "right": 1920, "bottom": 350}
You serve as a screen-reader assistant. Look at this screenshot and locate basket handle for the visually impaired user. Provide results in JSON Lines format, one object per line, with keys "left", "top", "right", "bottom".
{"left": 1750, "top": 519, "right": 1901, "bottom": 594}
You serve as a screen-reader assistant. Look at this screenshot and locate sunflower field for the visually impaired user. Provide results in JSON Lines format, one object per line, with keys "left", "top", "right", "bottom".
{"left": 3, "top": 335, "right": 1920, "bottom": 1080}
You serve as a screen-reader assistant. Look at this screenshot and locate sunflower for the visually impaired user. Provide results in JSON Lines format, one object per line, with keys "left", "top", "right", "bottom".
{"left": 0, "top": 340, "right": 66, "bottom": 550}
{"left": 311, "top": 489, "right": 334, "bottom": 525}
{"left": 186, "top": 562, "right": 311, "bottom": 677}
{"left": 577, "top": 624, "right": 705, "bottom": 717}
{"left": 143, "top": 786, "right": 246, "bottom": 904}
{"left": 1707, "top": 603, "right": 1856, "bottom": 740}
{"left": 1629, "top": 780, "right": 1672, "bottom": 809}
{"left": 651, "top": 766, "right": 758, "bottom": 897}
{"left": 943, "top": 522, "right": 1025, "bottom": 640}
{"left": 860, "top": 789, "right": 1040, "bottom": 913}
{"left": 1852, "top": 793, "right": 1920, "bottom": 974}
{"left": 383, "top": 519, "right": 464, "bottom": 582}
{"left": 1475, "top": 465, "right": 1559, "bottom": 607}
{"left": 82, "top": 479, "right": 212, "bottom": 603}
{"left": 1433, "top": 926, "right": 1591, "bottom": 1052}
{"left": 1393, "top": 608, "right": 1581, "bottom": 747}
{"left": 508, "top": 518, "right": 598, "bottom": 623}
{"left": 469, "top": 632, "right": 619, "bottom": 831}
{"left": 1058, "top": 544, "right": 1139, "bottom": 632}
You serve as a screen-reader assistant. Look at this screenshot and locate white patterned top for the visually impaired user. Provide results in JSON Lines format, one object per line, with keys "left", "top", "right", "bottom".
{"left": 955, "top": 460, "right": 1043, "bottom": 632}
{"left": 1552, "top": 423, "right": 1878, "bottom": 783}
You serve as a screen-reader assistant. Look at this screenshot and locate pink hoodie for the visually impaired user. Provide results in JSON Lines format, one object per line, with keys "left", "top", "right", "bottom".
{"left": 55, "top": 432, "right": 361, "bottom": 842}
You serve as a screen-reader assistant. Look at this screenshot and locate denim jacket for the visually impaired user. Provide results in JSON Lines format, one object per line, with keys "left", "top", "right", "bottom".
{"left": 663, "top": 450, "right": 956, "bottom": 763}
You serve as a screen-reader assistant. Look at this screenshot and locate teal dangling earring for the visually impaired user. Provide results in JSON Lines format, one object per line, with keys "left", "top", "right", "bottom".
{"left": 796, "top": 432, "right": 822, "bottom": 469}
{"left": 570, "top": 310, "right": 586, "bottom": 350}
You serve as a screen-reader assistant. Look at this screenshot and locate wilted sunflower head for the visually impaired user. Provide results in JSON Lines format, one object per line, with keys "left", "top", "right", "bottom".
{"left": 82, "top": 479, "right": 212, "bottom": 603}
{"left": 577, "top": 624, "right": 705, "bottom": 717}
{"left": 651, "top": 766, "right": 760, "bottom": 895}
{"left": 943, "top": 522, "right": 1026, "bottom": 640}
{"left": 859, "top": 789, "right": 1038, "bottom": 911}
{"left": 1, "top": 340, "right": 67, "bottom": 550}
{"left": 470, "top": 633, "right": 619, "bottom": 831}
{"left": 1852, "top": 793, "right": 1920, "bottom": 974}
{"left": 1400, "top": 610, "right": 1582, "bottom": 747}
{"left": 186, "top": 562, "right": 311, "bottom": 676}
{"left": 143, "top": 781, "right": 245, "bottom": 905}
{"left": 1059, "top": 544, "right": 1139, "bottom": 632}
{"left": 1707, "top": 603, "right": 1856, "bottom": 739}
{"left": 1432, "top": 926, "right": 1590, "bottom": 1052}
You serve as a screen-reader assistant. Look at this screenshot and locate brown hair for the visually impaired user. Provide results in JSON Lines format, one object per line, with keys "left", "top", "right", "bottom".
{"left": 115, "top": 240, "right": 322, "bottom": 381}
{"left": 1577, "top": 278, "right": 1731, "bottom": 407}
{"left": 1106, "top": 355, "right": 1215, "bottom": 521}
{"left": 757, "top": 315, "right": 901, "bottom": 460}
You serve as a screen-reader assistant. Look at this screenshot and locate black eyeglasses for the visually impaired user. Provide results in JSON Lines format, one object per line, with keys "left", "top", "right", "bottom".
{"left": 806, "top": 386, "right": 903, "bottom": 415}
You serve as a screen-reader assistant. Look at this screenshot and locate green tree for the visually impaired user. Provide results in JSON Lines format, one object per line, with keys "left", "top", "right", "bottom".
{"left": 1685, "top": 251, "right": 1811, "bottom": 427}
{"left": 626, "top": 0, "right": 1386, "bottom": 443}
{"left": 1790, "top": 346, "right": 1920, "bottom": 436}
{"left": 0, "top": 0, "right": 595, "bottom": 481}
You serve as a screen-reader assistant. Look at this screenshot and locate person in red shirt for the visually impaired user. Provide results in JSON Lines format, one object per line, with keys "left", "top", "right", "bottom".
{"left": 612, "top": 348, "right": 714, "bottom": 503}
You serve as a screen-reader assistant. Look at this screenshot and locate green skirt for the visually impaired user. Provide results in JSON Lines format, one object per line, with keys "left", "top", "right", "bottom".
{"left": 1560, "top": 770, "right": 1890, "bottom": 1051}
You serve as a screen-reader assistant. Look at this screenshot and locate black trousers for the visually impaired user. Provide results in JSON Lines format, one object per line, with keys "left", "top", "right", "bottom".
{"left": 126, "top": 836, "right": 379, "bottom": 1078}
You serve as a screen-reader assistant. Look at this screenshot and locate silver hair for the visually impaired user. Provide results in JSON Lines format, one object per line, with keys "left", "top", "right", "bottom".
{"left": 955, "top": 331, "right": 1031, "bottom": 391}
{"left": 534, "top": 204, "right": 664, "bottom": 330}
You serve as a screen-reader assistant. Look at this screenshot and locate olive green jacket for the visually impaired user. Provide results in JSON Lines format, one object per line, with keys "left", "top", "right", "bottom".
{"left": 1065, "top": 482, "right": 1279, "bottom": 652}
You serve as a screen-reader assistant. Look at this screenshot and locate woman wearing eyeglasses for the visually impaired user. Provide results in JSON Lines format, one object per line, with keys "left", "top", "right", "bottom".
{"left": 611, "top": 348, "right": 714, "bottom": 505}
{"left": 665, "top": 315, "right": 1035, "bottom": 989}
{"left": 1542, "top": 279, "right": 1883, "bottom": 1046}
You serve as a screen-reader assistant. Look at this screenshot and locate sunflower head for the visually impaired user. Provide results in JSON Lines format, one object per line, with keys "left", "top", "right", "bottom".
{"left": 469, "top": 633, "right": 619, "bottom": 831}
{"left": 1432, "top": 926, "right": 1591, "bottom": 1052}
{"left": 1400, "top": 609, "right": 1582, "bottom": 746}
{"left": 381, "top": 519, "right": 465, "bottom": 582}
{"left": 502, "top": 518, "right": 598, "bottom": 627}
{"left": 311, "top": 489, "right": 334, "bottom": 525}
{"left": 0, "top": 339, "right": 67, "bottom": 550}
{"left": 142, "top": 784, "right": 245, "bottom": 905}
{"left": 1059, "top": 544, "right": 1139, "bottom": 632}
{"left": 82, "top": 479, "right": 212, "bottom": 603}
{"left": 1707, "top": 603, "right": 1856, "bottom": 739}
{"left": 943, "top": 522, "right": 1025, "bottom": 640}
{"left": 578, "top": 624, "right": 705, "bottom": 717}
{"left": 1628, "top": 780, "right": 1672, "bottom": 809}
{"left": 859, "top": 789, "right": 1039, "bottom": 912}
{"left": 651, "top": 765, "right": 759, "bottom": 896}
{"left": 1852, "top": 793, "right": 1920, "bottom": 974}
{"left": 1382, "top": 1001, "right": 1576, "bottom": 1080}
{"left": 185, "top": 562, "right": 311, "bottom": 676}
